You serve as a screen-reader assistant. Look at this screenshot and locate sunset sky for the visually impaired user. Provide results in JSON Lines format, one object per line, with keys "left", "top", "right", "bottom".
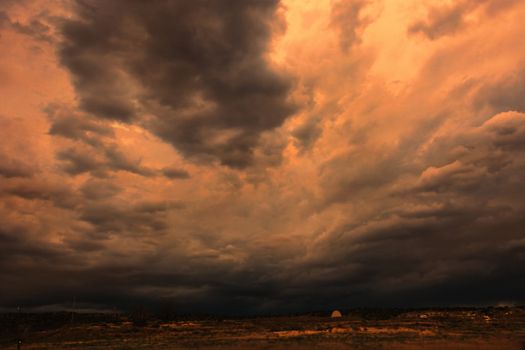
{"left": 1, "top": 0, "right": 525, "bottom": 314}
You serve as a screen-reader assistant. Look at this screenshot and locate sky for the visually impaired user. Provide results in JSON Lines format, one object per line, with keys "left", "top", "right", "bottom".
{"left": 1, "top": 0, "right": 525, "bottom": 315}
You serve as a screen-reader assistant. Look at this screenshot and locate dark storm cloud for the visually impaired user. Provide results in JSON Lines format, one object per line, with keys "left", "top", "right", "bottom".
{"left": 303, "top": 111, "right": 525, "bottom": 308}
{"left": 291, "top": 116, "right": 322, "bottom": 152}
{"left": 0, "top": 154, "right": 34, "bottom": 178}
{"left": 135, "top": 200, "right": 185, "bottom": 213}
{"left": 330, "top": 0, "right": 370, "bottom": 51}
{"left": 0, "top": 177, "right": 79, "bottom": 209}
{"left": 1, "top": 215, "right": 300, "bottom": 312}
{"left": 55, "top": 145, "right": 156, "bottom": 177}
{"left": 56, "top": 147, "right": 102, "bottom": 175}
{"left": 103, "top": 146, "right": 156, "bottom": 177}
{"left": 0, "top": 227, "right": 69, "bottom": 265}
{"left": 475, "top": 66, "right": 525, "bottom": 115}
{"left": 300, "top": 209, "right": 525, "bottom": 308}
{"left": 8, "top": 16, "right": 53, "bottom": 42}
{"left": 408, "top": 0, "right": 517, "bottom": 40}
{"left": 0, "top": 209, "right": 82, "bottom": 309}
{"left": 0, "top": 179, "right": 183, "bottom": 309}
{"left": 47, "top": 105, "right": 114, "bottom": 147}
{"left": 0, "top": 9, "right": 54, "bottom": 43}
{"left": 318, "top": 113, "right": 443, "bottom": 207}
{"left": 161, "top": 167, "right": 190, "bottom": 180}
{"left": 80, "top": 178, "right": 122, "bottom": 200}
{"left": 78, "top": 201, "right": 179, "bottom": 237}
{"left": 408, "top": 0, "right": 519, "bottom": 40}
{"left": 0, "top": 254, "right": 280, "bottom": 314}
{"left": 6, "top": 0, "right": 525, "bottom": 317}
{"left": 408, "top": 1, "right": 477, "bottom": 40}
{"left": 0, "top": 199, "right": 270, "bottom": 313}
{"left": 23, "top": 112, "right": 525, "bottom": 315}
{"left": 58, "top": 0, "right": 296, "bottom": 168}
{"left": 47, "top": 106, "right": 177, "bottom": 179}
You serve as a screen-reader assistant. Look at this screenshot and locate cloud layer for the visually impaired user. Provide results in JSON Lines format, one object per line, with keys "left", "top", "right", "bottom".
{"left": 59, "top": 0, "right": 295, "bottom": 168}
{"left": 1, "top": 0, "right": 525, "bottom": 314}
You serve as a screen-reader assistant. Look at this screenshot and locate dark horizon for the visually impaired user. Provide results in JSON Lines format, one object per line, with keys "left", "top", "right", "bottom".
{"left": 2, "top": 304, "right": 524, "bottom": 319}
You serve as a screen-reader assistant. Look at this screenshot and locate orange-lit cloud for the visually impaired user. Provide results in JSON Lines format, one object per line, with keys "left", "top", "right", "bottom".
{"left": 1, "top": 0, "right": 525, "bottom": 313}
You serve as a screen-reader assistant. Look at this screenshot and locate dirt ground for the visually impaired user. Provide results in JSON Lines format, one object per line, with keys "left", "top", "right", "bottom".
{"left": 1, "top": 308, "right": 525, "bottom": 349}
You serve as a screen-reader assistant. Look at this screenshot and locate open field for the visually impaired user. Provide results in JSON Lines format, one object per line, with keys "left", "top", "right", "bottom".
{"left": 1, "top": 308, "right": 525, "bottom": 349}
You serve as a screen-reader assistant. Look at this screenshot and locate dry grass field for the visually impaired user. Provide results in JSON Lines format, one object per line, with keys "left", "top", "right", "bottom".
{"left": 1, "top": 308, "right": 524, "bottom": 349}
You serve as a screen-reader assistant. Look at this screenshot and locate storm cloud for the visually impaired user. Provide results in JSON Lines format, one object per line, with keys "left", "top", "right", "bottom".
{"left": 1, "top": 0, "right": 525, "bottom": 315}
{"left": 59, "top": 0, "right": 295, "bottom": 168}
{"left": 408, "top": 0, "right": 520, "bottom": 40}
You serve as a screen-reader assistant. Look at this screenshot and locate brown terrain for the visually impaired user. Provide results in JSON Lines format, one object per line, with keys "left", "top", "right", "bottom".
{"left": 1, "top": 308, "right": 525, "bottom": 349}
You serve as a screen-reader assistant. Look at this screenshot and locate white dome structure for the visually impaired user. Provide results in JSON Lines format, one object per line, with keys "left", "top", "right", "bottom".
{"left": 331, "top": 310, "right": 342, "bottom": 318}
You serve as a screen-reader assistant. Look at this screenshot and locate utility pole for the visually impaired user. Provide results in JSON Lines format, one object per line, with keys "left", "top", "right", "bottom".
{"left": 16, "top": 306, "right": 22, "bottom": 350}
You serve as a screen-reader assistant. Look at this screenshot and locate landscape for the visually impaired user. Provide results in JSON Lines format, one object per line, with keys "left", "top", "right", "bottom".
{"left": 2, "top": 0, "right": 525, "bottom": 348}
{"left": 2, "top": 308, "right": 525, "bottom": 349}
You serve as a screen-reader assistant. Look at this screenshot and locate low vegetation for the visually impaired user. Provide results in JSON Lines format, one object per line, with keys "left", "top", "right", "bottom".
{"left": 1, "top": 307, "right": 524, "bottom": 349}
